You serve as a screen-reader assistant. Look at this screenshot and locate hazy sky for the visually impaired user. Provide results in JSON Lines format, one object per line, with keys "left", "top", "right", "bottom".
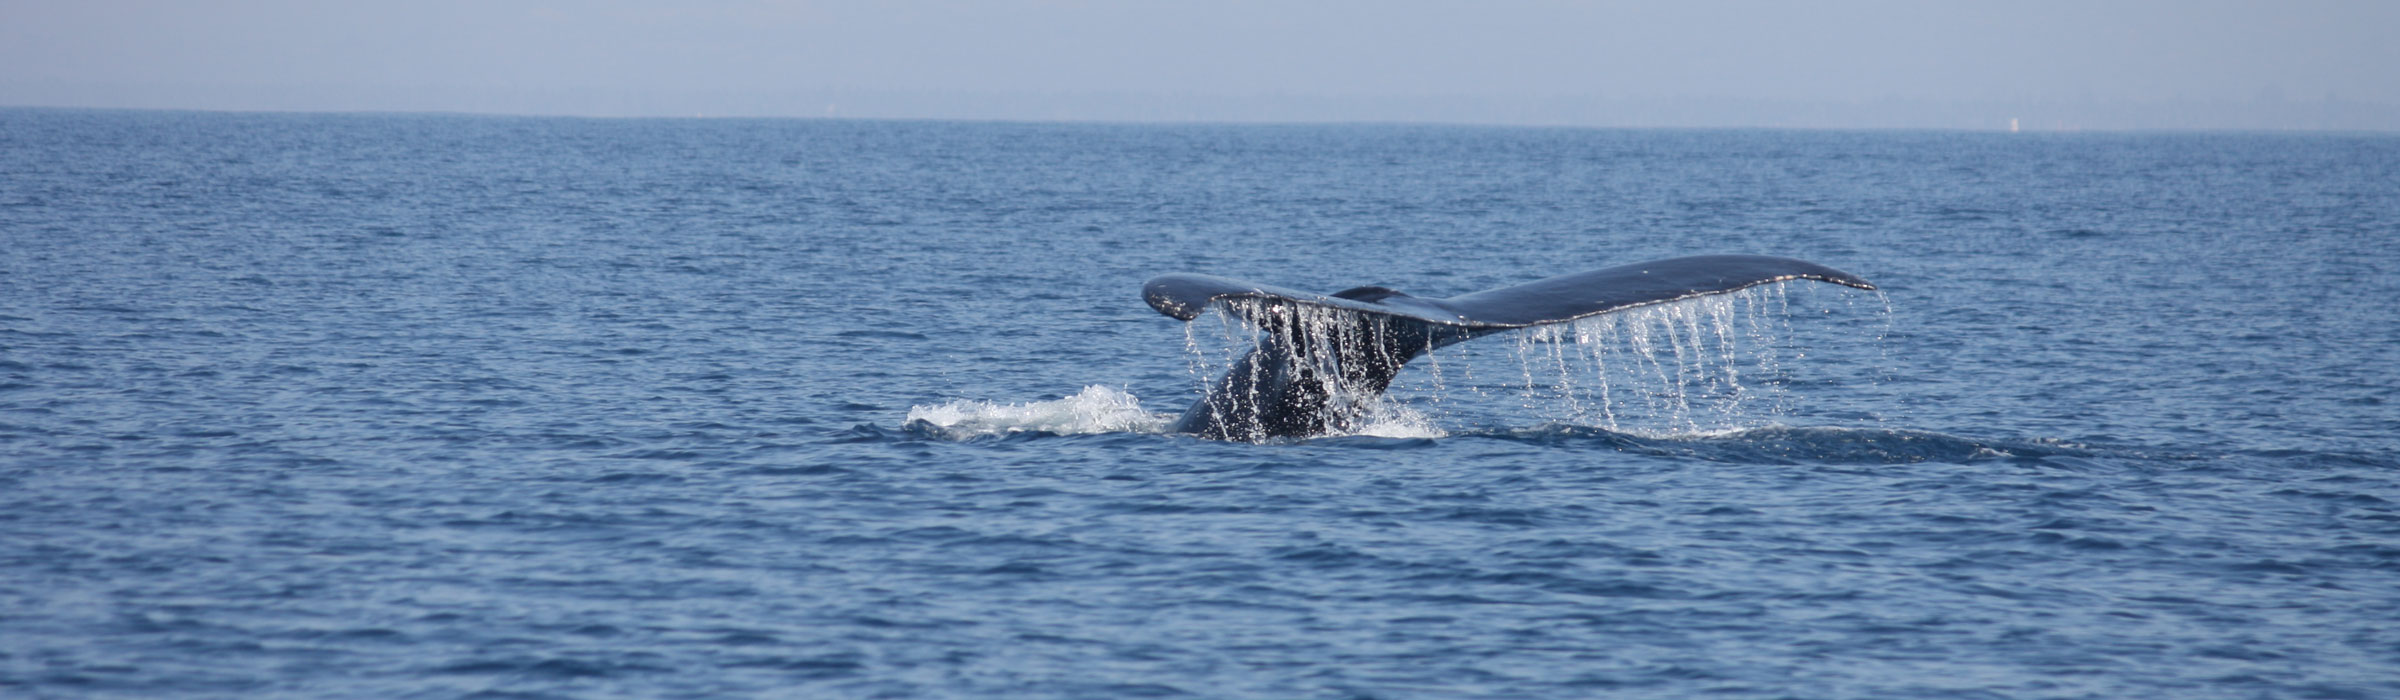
{"left": 4, "top": 0, "right": 2396, "bottom": 129}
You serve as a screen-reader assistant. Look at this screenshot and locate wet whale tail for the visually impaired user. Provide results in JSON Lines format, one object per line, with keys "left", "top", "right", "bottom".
{"left": 1143, "top": 254, "right": 1876, "bottom": 441}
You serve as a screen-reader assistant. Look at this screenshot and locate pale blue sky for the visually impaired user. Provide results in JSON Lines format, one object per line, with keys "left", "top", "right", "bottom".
{"left": 4, "top": 0, "right": 2395, "bottom": 129}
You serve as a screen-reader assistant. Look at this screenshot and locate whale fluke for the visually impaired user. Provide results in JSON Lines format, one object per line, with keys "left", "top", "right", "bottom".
{"left": 1145, "top": 254, "right": 1875, "bottom": 441}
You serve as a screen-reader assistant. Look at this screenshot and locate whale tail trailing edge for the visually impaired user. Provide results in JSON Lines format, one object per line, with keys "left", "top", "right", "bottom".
{"left": 1145, "top": 255, "right": 1876, "bottom": 441}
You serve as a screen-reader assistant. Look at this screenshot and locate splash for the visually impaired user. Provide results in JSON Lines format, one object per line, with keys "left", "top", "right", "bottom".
{"left": 1349, "top": 403, "right": 1450, "bottom": 439}
{"left": 907, "top": 284, "right": 1879, "bottom": 442}
{"left": 905, "top": 385, "right": 1172, "bottom": 438}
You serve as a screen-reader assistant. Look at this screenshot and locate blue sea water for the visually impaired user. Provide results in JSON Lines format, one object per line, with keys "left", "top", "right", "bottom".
{"left": 2, "top": 108, "right": 2397, "bottom": 699}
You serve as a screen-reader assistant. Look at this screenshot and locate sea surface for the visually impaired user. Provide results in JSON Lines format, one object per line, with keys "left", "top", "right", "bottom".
{"left": 2, "top": 109, "right": 2396, "bottom": 699}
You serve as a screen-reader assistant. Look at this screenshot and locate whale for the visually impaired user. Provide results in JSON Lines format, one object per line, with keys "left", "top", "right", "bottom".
{"left": 1144, "top": 254, "right": 1876, "bottom": 441}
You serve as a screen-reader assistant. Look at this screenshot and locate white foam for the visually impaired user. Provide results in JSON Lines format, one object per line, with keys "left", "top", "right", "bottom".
{"left": 905, "top": 385, "right": 1172, "bottom": 438}
{"left": 1349, "top": 405, "right": 1450, "bottom": 439}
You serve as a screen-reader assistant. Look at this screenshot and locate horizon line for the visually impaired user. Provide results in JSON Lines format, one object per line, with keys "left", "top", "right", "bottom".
{"left": 7, "top": 102, "right": 2398, "bottom": 135}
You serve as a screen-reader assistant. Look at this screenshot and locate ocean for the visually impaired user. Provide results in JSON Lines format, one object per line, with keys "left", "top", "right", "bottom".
{"left": 2, "top": 109, "right": 2395, "bottom": 698}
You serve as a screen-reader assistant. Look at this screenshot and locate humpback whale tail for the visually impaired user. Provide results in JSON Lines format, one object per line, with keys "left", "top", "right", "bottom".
{"left": 1144, "top": 254, "right": 1876, "bottom": 441}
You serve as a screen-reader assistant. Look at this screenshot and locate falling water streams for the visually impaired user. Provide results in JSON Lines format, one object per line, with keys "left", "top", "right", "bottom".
{"left": 1169, "top": 283, "right": 1892, "bottom": 440}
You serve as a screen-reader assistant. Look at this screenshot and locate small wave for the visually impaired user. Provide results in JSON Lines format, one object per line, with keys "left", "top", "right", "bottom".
{"left": 1473, "top": 423, "right": 2071, "bottom": 464}
{"left": 904, "top": 385, "right": 1172, "bottom": 439}
{"left": 900, "top": 388, "right": 2112, "bottom": 461}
